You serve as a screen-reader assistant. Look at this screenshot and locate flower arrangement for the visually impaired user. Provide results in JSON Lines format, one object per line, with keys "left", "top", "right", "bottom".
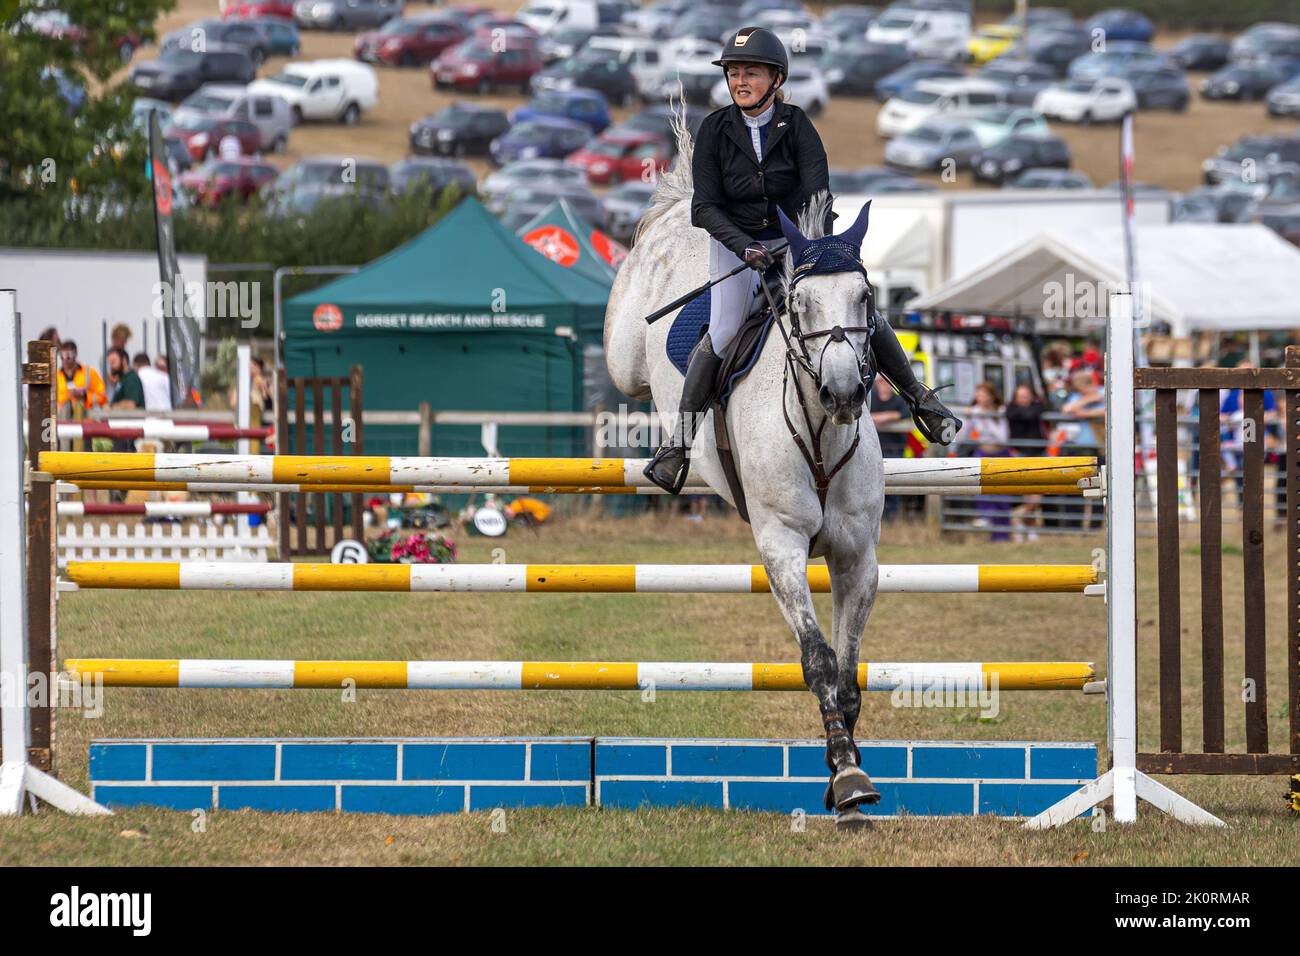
{"left": 366, "top": 530, "right": 458, "bottom": 564}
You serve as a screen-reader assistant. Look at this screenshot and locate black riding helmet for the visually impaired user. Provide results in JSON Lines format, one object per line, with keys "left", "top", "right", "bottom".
{"left": 713, "top": 27, "right": 789, "bottom": 111}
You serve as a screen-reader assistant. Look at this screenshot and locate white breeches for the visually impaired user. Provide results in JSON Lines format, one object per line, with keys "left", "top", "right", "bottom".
{"left": 707, "top": 237, "right": 758, "bottom": 356}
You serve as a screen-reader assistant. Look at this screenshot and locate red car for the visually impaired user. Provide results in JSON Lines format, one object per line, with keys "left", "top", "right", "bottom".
{"left": 432, "top": 40, "right": 542, "bottom": 94}
{"left": 180, "top": 158, "right": 278, "bottom": 206}
{"left": 471, "top": 18, "right": 540, "bottom": 49}
{"left": 223, "top": 1, "right": 295, "bottom": 20}
{"left": 30, "top": 9, "right": 144, "bottom": 63}
{"left": 167, "top": 117, "right": 262, "bottom": 162}
{"left": 566, "top": 131, "right": 672, "bottom": 185}
{"left": 354, "top": 16, "right": 466, "bottom": 67}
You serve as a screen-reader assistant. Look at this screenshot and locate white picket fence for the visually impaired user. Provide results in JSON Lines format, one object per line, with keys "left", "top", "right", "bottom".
{"left": 58, "top": 522, "right": 275, "bottom": 561}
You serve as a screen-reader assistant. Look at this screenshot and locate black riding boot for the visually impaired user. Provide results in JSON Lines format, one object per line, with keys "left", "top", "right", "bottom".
{"left": 644, "top": 336, "right": 724, "bottom": 494}
{"left": 871, "top": 318, "right": 962, "bottom": 445}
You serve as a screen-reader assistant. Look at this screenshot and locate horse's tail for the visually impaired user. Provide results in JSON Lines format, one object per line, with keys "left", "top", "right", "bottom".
{"left": 634, "top": 87, "right": 694, "bottom": 244}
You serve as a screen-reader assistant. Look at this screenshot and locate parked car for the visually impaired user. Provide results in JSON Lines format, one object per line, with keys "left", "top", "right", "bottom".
{"left": 1035, "top": 77, "right": 1136, "bottom": 124}
{"left": 434, "top": 40, "right": 544, "bottom": 93}
{"left": 658, "top": 56, "right": 725, "bottom": 105}
{"left": 1126, "top": 65, "right": 1190, "bottom": 110}
{"left": 583, "top": 35, "right": 665, "bottom": 99}
{"left": 1168, "top": 34, "right": 1230, "bottom": 71}
{"left": 979, "top": 58, "right": 1056, "bottom": 105}
{"left": 471, "top": 18, "right": 541, "bottom": 49}
{"left": 131, "top": 98, "right": 175, "bottom": 132}
{"left": 875, "top": 62, "right": 965, "bottom": 103}
{"left": 354, "top": 15, "right": 465, "bottom": 66}
{"left": 1202, "top": 135, "right": 1300, "bottom": 186}
{"left": 130, "top": 45, "right": 257, "bottom": 102}
{"left": 1231, "top": 22, "right": 1300, "bottom": 61}
{"left": 167, "top": 115, "right": 262, "bottom": 162}
{"left": 409, "top": 102, "right": 509, "bottom": 156}
{"left": 608, "top": 103, "right": 703, "bottom": 146}
{"left": 1234, "top": 30, "right": 1300, "bottom": 68}
{"left": 174, "top": 85, "right": 294, "bottom": 152}
{"left": 821, "top": 5, "right": 881, "bottom": 44}
{"left": 225, "top": 2, "right": 296, "bottom": 20}
{"left": 293, "top": 0, "right": 404, "bottom": 31}
{"left": 532, "top": 51, "right": 638, "bottom": 105}
{"left": 1199, "top": 62, "right": 1289, "bottom": 101}
{"left": 970, "top": 134, "right": 1071, "bottom": 184}
{"left": 249, "top": 59, "right": 379, "bottom": 124}
{"left": 670, "top": 6, "right": 732, "bottom": 44}
{"left": 969, "top": 106, "right": 1050, "bottom": 147}
{"left": 1067, "top": 42, "right": 1165, "bottom": 82}
{"left": 1253, "top": 169, "right": 1300, "bottom": 244}
{"left": 622, "top": 0, "right": 692, "bottom": 39}
{"left": 877, "top": 79, "right": 1006, "bottom": 137}
{"left": 829, "top": 166, "right": 926, "bottom": 194}
{"left": 513, "top": 89, "right": 611, "bottom": 133}
{"left": 247, "top": 16, "right": 301, "bottom": 55}
{"left": 1004, "top": 167, "right": 1092, "bottom": 189}
{"left": 1014, "top": 26, "right": 1091, "bottom": 77}
{"left": 389, "top": 156, "right": 477, "bottom": 199}
{"left": 179, "top": 157, "right": 278, "bottom": 205}
{"left": 565, "top": 129, "right": 672, "bottom": 184}
{"left": 884, "top": 118, "right": 983, "bottom": 172}
{"left": 27, "top": 8, "right": 145, "bottom": 63}
{"left": 601, "top": 180, "right": 657, "bottom": 244}
{"left": 820, "top": 42, "right": 911, "bottom": 97}
{"left": 516, "top": 0, "right": 600, "bottom": 35}
{"left": 1085, "top": 8, "right": 1153, "bottom": 44}
{"left": 867, "top": 6, "right": 971, "bottom": 61}
{"left": 495, "top": 182, "right": 604, "bottom": 231}
{"left": 269, "top": 156, "right": 391, "bottom": 210}
{"left": 967, "top": 24, "right": 1021, "bottom": 65}
{"left": 480, "top": 157, "right": 590, "bottom": 206}
{"left": 489, "top": 117, "right": 592, "bottom": 167}
{"left": 1266, "top": 77, "right": 1300, "bottom": 117}
{"left": 539, "top": 26, "right": 611, "bottom": 63}
{"left": 1006, "top": 7, "right": 1073, "bottom": 32}
{"left": 1171, "top": 185, "right": 1258, "bottom": 223}
{"left": 162, "top": 18, "right": 271, "bottom": 65}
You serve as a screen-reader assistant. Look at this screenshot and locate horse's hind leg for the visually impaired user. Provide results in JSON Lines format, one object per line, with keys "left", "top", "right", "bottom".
{"left": 754, "top": 520, "right": 878, "bottom": 816}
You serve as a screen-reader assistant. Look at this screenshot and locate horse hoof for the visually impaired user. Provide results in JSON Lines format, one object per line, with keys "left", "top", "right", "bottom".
{"left": 832, "top": 765, "right": 881, "bottom": 812}
{"left": 834, "top": 808, "right": 873, "bottom": 831}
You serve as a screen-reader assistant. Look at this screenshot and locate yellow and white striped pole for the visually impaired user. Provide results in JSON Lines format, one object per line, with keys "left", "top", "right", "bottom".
{"left": 39, "top": 452, "right": 1097, "bottom": 491}
{"left": 63, "top": 659, "right": 1097, "bottom": 691}
{"left": 62, "top": 561, "right": 1099, "bottom": 593}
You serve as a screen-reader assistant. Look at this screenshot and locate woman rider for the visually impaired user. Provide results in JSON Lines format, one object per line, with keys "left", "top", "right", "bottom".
{"left": 643, "top": 26, "right": 962, "bottom": 494}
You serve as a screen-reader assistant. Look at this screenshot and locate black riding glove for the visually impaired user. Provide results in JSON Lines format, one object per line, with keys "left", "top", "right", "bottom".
{"left": 743, "top": 242, "right": 774, "bottom": 270}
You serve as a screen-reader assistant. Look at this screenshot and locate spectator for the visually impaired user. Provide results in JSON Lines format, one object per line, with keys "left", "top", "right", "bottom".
{"left": 107, "top": 348, "right": 144, "bottom": 409}
{"left": 1040, "top": 344, "right": 1071, "bottom": 406}
{"left": 227, "top": 352, "right": 274, "bottom": 416}
{"left": 54, "top": 340, "right": 106, "bottom": 416}
{"left": 956, "top": 383, "right": 1011, "bottom": 540}
{"left": 109, "top": 323, "right": 132, "bottom": 352}
{"left": 134, "top": 352, "right": 173, "bottom": 411}
{"left": 1220, "top": 359, "right": 1280, "bottom": 507}
{"left": 218, "top": 131, "right": 242, "bottom": 160}
{"left": 1060, "top": 370, "right": 1106, "bottom": 447}
{"left": 1006, "top": 384, "right": 1047, "bottom": 541}
{"left": 38, "top": 326, "right": 61, "bottom": 349}
{"left": 870, "top": 376, "right": 911, "bottom": 519}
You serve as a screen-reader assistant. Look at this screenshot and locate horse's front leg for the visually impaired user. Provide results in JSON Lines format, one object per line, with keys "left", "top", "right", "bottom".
{"left": 827, "top": 541, "right": 881, "bottom": 800}
{"left": 753, "top": 518, "right": 878, "bottom": 816}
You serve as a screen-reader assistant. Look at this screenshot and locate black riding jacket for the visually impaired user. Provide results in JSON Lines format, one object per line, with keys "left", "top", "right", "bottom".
{"left": 691, "top": 99, "right": 834, "bottom": 260}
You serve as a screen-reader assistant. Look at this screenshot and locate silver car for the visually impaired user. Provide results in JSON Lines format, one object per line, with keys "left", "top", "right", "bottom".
{"left": 173, "top": 84, "right": 293, "bottom": 153}
{"left": 294, "top": 0, "right": 403, "bottom": 31}
{"left": 884, "top": 119, "right": 983, "bottom": 174}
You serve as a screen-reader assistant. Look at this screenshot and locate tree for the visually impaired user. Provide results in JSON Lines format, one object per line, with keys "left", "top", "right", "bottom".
{"left": 0, "top": 0, "right": 175, "bottom": 201}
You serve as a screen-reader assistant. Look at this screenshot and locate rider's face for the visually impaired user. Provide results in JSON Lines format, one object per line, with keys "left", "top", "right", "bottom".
{"left": 727, "top": 63, "right": 776, "bottom": 111}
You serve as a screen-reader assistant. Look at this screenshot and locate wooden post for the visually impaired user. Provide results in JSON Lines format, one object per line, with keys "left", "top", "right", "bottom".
{"left": 23, "top": 341, "right": 56, "bottom": 772}
{"left": 418, "top": 401, "right": 432, "bottom": 457}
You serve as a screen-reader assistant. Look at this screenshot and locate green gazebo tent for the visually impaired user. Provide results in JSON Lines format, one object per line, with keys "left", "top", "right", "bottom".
{"left": 516, "top": 198, "right": 628, "bottom": 287}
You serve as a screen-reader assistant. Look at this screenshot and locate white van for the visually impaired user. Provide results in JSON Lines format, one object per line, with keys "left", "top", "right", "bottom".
{"left": 517, "top": 0, "right": 599, "bottom": 35}
{"left": 173, "top": 84, "right": 294, "bottom": 152}
{"left": 867, "top": 7, "right": 971, "bottom": 62}
{"left": 877, "top": 78, "right": 1006, "bottom": 137}
{"left": 248, "top": 59, "right": 378, "bottom": 125}
{"left": 584, "top": 36, "right": 663, "bottom": 99}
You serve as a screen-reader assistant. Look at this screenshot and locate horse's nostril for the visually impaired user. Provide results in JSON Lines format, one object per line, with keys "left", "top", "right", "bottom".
{"left": 819, "top": 385, "right": 833, "bottom": 405}
{"left": 853, "top": 384, "right": 866, "bottom": 406}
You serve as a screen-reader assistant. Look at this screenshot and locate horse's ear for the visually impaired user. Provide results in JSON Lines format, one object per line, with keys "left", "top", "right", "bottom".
{"left": 837, "top": 200, "right": 871, "bottom": 251}
{"left": 777, "top": 206, "right": 808, "bottom": 262}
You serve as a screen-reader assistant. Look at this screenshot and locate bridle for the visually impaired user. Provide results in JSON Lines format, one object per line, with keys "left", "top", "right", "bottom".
{"left": 754, "top": 239, "right": 878, "bottom": 516}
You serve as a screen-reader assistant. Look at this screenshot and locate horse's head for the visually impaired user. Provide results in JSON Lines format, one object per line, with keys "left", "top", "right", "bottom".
{"left": 777, "top": 200, "right": 875, "bottom": 425}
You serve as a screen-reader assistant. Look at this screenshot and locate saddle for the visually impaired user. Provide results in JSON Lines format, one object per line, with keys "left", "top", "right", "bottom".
{"left": 663, "top": 267, "right": 787, "bottom": 523}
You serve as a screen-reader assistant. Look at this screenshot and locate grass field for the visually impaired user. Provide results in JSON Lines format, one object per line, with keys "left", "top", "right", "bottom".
{"left": 2, "top": 510, "right": 1296, "bottom": 865}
